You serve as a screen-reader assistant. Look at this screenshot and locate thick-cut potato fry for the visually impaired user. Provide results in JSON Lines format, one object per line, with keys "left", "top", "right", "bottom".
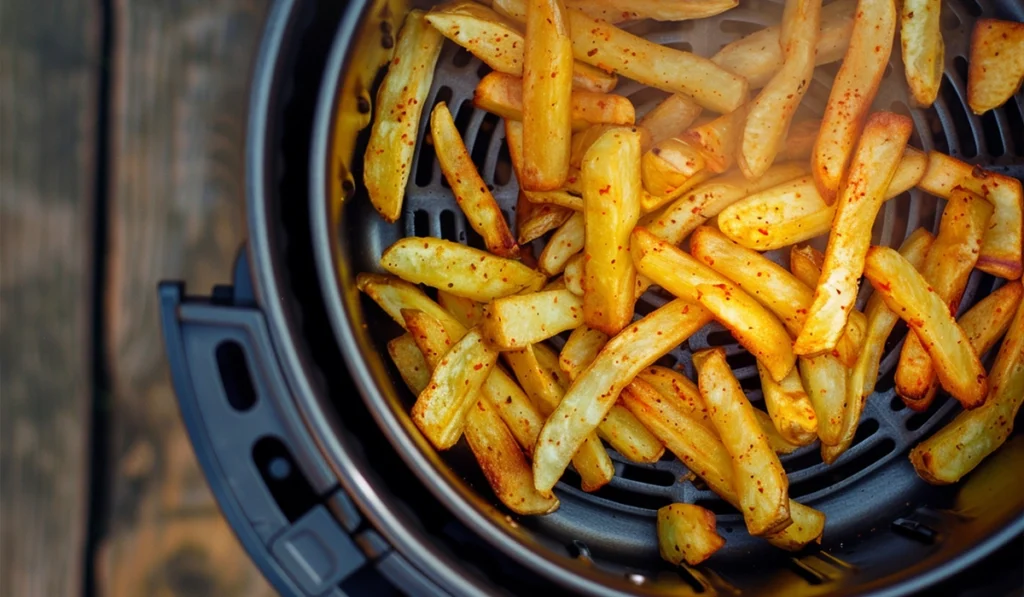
{"left": 897, "top": 190, "right": 993, "bottom": 409}
{"left": 476, "top": 73, "right": 635, "bottom": 132}
{"left": 507, "top": 121, "right": 585, "bottom": 207}
{"left": 658, "top": 504, "right": 725, "bottom": 566}
{"left": 680, "top": 108, "right": 746, "bottom": 175}
{"left": 380, "top": 237, "right": 545, "bottom": 302}
{"left": 641, "top": 138, "right": 706, "bottom": 200}
{"left": 758, "top": 363, "right": 818, "bottom": 447}
{"left": 364, "top": 11, "right": 444, "bottom": 222}
{"left": 864, "top": 246, "right": 989, "bottom": 407}
{"left": 639, "top": 94, "right": 702, "bottom": 151}
{"left": 483, "top": 289, "right": 584, "bottom": 349}
{"left": 533, "top": 299, "right": 712, "bottom": 492}
{"left": 693, "top": 348, "right": 790, "bottom": 536}
{"left": 811, "top": 0, "right": 897, "bottom": 205}
{"left": 795, "top": 112, "right": 912, "bottom": 356}
{"left": 559, "top": 324, "right": 609, "bottom": 379}
{"left": 738, "top": 0, "right": 821, "bottom": 179}
{"left": 797, "top": 354, "right": 847, "bottom": 446}
{"left": 517, "top": 203, "right": 574, "bottom": 245}
{"left": 389, "top": 334, "right": 433, "bottom": 394}
{"left": 755, "top": 408, "right": 802, "bottom": 455}
{"left": 719, "top": 149, "right": 927, "bottom": 251}
{"left": 712, "top": 0, "right": 856, "bottom": 89}
{"left": 563, "top": 253, "right": 585, "bottom": 296}
{"left": 438, "top": 291, "right": 485, "bottom": 329}
{"left": 567, "top": 0, "right": 737, "bottom": 23}
{"left": 582, "top": 128, "right": 642, "bottom": 335}
{"left": 539, "top": 212, "right": 585, "bottom": 276}
{"left": 777, "top": 119, "right": 820, "bottom": 161}
{"left": 533, "top": 343, "right": 571, "bottom": 387}
{"left": 432, "top": 102, "right": 518, "bottom": 257}
{"left": 570, "top": 125, "right": 646, "bottom": 170}
{"left": 521, "top": 0, "right": 573, "bottom": 191}
{"left": 524, "top": 190, "right": 584, "bottom": 211}
{"left": 900, "top": 0, "right": 943, "bottom": 107}
{"left": 967, "top": 19, "right": 1024, "bottom": 115}
{"left": 598, "top": 406, "right": 666, "bottom": 463}
{"left": 910, "top": 298, "right": 1024, "bottom": 484}
{"left": 789, "top": 244, "right": 825, "bottom": 287}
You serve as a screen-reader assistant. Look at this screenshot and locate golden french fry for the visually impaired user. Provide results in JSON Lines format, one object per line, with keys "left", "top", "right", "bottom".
{"left": 582, "top": 128, "right": 642, "bottom": 335}
{"left": 897, "top": 189, "right": 993, "bottom": 410}
{"left": 737, "top": 0, "right": 821, "bottom": 179}
{"left": 389, "top": 334, "right": 433, "bottom": 394}
{"left": 797, "top": 354, "right": 847, "bottom": 446}
{"left": 533, "top": 343, "right": 571, "bottom": 387}
{"left": 517, "top": 203, "right": 574, "bottom": 245}
{"left": 910, "top": 298, "right": 1024, "bottom": 484}
{"left": 864, "top": 246, "right": 989, "bottom": 407}
{"left": 598, "top": 405, "right": 666, "bottom": 463}
{"left": 538, "top": 212, "right": 585, "bottom": 276}
{"left": 506, "top": 121, "right": 585, "bottom": 207}
{"left": 811, "top": 0, "right": 897, "bottom": 204}
{"left": 693, "top": 348, "right": 790, "bottom": 536}
{"left": 524, "top": 189, "right": 584, "bottom": 211}
{"left": 639, "top": 94, "right": 702, "bottom": 151}
{"left": 658, "top": 504, "right": 725, "bottom": 566}
{"left": 380, "top": 237, "right": 545, "bottom": 302}
{"left": 438, "top": 291, "right": 485, "bottom": 329}
{"left": 567, "top": 0, "right": 737, "bottom": 22}
{"left": 789, "top": 244, "right": 825, "bottom": 286}
{"left": 476, "top": 72, "right": 635, "bottom": 132}
{"left": 680, "top": 108, "right": 746, "bottom": 174}
{"left": 967, "top": 19, "right": 1024, "bottom": 115}
{"left": 719, "top": 149, "right": 927, "bottom": 251}
{"left": 900, "top": 0, "right": 943, "bottom": 107}
{"left": 364, "top": 11, "right": 444, "bottom": 222}
{"left": 755, "top": 408, "right": 802, "bottom": 455}
{"left": 777, "top": 119, "right": 820, "bottom": 161}
{"left": 795, "top": 112, "right": 913, "bottom": 356}
{"left": 758, "top": 362, "right": 818, "bottom": 447}
{"left": 563, "top": 252, "right": 585, "bottom": 296}
{"left": 533, "top": 300, "right": 712, "bottom": 492}
{"left": 483, "top": 289, "right": 584, "bottom": 350}
{"left": 431, "top": 102, "right": 519, "bottom": 257}
{"left": 641, "top": 138, "right": 706, "bottom": 200}
{"left": 559, "top": 324, "right": 609, "bottom": 378}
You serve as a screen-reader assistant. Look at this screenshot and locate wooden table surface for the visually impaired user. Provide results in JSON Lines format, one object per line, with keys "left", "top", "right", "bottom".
{"left": 1, "top": 1, "right": 277, "bottom": 595}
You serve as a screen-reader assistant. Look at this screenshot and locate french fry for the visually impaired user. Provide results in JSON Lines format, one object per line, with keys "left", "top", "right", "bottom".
{"left": 524, "top": 189, "right": 584, "bottom": 211}
{"left": 641, "top": 138, "right": 706, "bottom": 200}
{"left": 432, "top": 102, "right": 519, "bottom": 257}
{"left": 639, "top": 94, "right": 702, "bottom": 151}
{"left": 363, "top": 11, "right": 444, "bottom": 222}
{"left": 533, "top": 343, "right": 571, "bottom": 387}
{"left": 483, "top": 289, "right": 584, "bottom": 349}
{"left": 797, "top": 353, "right": 847, "bottom": 446}
{"left": 380, "top": 237, "right": 546, "bottom": 302}
{"left": 559, "top": 324, "right": 609, "bottom": 379}
{"left": 693, "top": 348, "right": 790, "bottom": 536}
{"left": 506, "top": 121, "right": 585, "bottom": 207}
{"left": 563, "top": 253, "right": 585, "bottom": 296}
{"left": 897, "top": 189, "right": 993, "bottom": 410}
{"left": 570, "top": 125, "right": 646, "bottom": 170}
{"left": 517, "top": 203, "right": 574, "bottom": 245}
{"left": 680, "top": 108, "right": 746, "bottom": 174}
{"left": 755, "top": 408, "right": 802, "bottom": 455}
{"left": 567, "top": 0, "right": 737, "bottom": 23}
{"left": 811, "top": 0, "right": 897, "bottom": 204}
{"left": 777, "top": 119, "right": 820, "bottom": 161}
{"left": 538, "top": 212, "right": 585, "bottom": 276}
{"left": 758, "top": 363, "right": 818, "bottom": 447}
{"left": 794, "top": 112, "right": 912, "bottom": 356}
{"left": 438, "top": 291, "right": 485, "bottom": 329}
{"left": 476, "top": 72, "right": 635, "bottom": 132}
{"left": 900, "top": 0, "right": 943, "bottom": 107}
{"left": 712, "top": 0, "right": 856, "bottom": 89}
{"left": 789, "top": 244, "right": 825, "bottom": 287}
{"left": 658, "top": 504, "right": 725, "bottom": 566}
{"left": 719, "top": 149, "right": 927, "bottom": 251}
{"left": 582, "top": 128, "right": 642, "bottom": 335}
{"left": 910, "top": 297, "right": 1024, "bottom": 484}
{"left": 521, "top": 0, "right": 573, "bottom": 191}
{"left": 737, "top": 0, "right": 821, "bottom": 179}
{"left": 967, "top": 19, "right": 1024, "bottom": 115}
{"left": 389, "top": 334, "right": 433, "bottom": 394}
{"left": 533, "top": 299, "right": 712, "bottom": 492}
{"left": 864, "top": 246, "right": 989, "bottom": 407}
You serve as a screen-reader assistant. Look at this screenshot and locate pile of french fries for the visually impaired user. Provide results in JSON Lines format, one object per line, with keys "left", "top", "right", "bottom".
{"left": 358, "top": 0, "right": 1024, "bottom": 568}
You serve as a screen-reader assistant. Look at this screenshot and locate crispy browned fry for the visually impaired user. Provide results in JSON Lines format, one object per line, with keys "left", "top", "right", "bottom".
{"left": 538, "top": 212, "right": 585, "bottom": 276}
{"left": 897, "top": 189, "right": 993, "bottom": 410}
{"left": 389, "top": 334, "right": 433, "bottom": 394}
{"left": 582, "top": 128, "right": 642, "bottom": 335}
{"left": 477, "top": 72, "right": 635, "bottom": 132}
{"left": 864, "top": 246, "right": 989, "bottom": 407}
{"left": 639, "top": 94, "right": 702, "bottom": 151}
{"left": 483, "top": 289, "right": 584, "bottom": 349}
{"left": 712, "top": 0, "right": 856, "bottom": 89}
{"left": 693, "top": 348, "right": 790, "bottom": 536}
{"left": 567, "top": 0, "right": 737, "bottom": 22}
{"left": 563, "top": 253, "right": 585, "bottom": 296}
{"left": 658, "top": 504, "right": 725, "bottom": 566}
{"left": 967, "top": 19, "right": 1024, "bottom": 115}
{"left": 533, "top": 300, "right": 712, "bottom": 492}
{"left": 910, "top": 297, "right": 1024, "bottom": 484}
{"left": 811, "top": 0, "right": 897, "bottom": 204}
{"left": 641, "top": 138, "right": 706, "bottom": 200}
{"left": 777, "top": 119, "right": 820, "bottom": 161}
{"left": 900, "top": 0, "right": 943, "bottom": 107}
{"left": 364, "top": 11, "right": 444, "bottom": 222}
{"left": 758, "top": 363, "right": 818, "bottom": 446}
{"left": 432, "top": 102, "right": 519, "bottom": 257}
{"left": 795, "top": 112, "right": 912, "bottom": 356}
{"left": 438, "top": 291, "right": 485, "bottom": 329}
{"left": 680, "top": 108, "right": 746, "bottom": 175}
{"left": 738, "top": 0, "right": 821, "bottom": 179}
{"left": 517, "top": 203, "right": 574, "bottom": 245}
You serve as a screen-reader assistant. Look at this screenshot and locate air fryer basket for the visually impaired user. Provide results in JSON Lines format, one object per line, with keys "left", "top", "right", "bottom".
{"left": 306, "top": 0, "right": 1024, "bottom": 594}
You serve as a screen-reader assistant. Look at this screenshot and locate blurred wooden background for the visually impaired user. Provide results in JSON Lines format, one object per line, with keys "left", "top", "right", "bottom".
{"left": 1, "top": 0, "right": 277, "bottom": 595}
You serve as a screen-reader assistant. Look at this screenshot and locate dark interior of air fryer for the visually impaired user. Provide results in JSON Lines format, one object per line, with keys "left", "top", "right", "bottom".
{"left": 336, "top": 0, "right": 1024, "bottom": 593}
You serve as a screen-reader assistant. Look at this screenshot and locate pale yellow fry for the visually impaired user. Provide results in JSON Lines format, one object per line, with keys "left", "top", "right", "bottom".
{"left": 758, "top": 362, "right": 818, "bottom": 447}
{"left": 437, "top": 291, "right": 485, "bottom": 329}
{"left": 641, "top": 138, "right": 706, "bottom": 200}
{"left": 795, "top": 112, "right": 913, "bottom": 356}
{"left": 693, "top": 348, "right": 790, "bottom": 536}
{"left": 389, "top": 334, "right": 433, "bottom": 394}
{"left": 797, "top": 354, "right": 846, "bottom": 446}
{"left": 363, "top": 11, "right": 444, "bottom": 222}
{"left": 533, "top": 342, "right": 572, "bottom": 388}
{"left": 476, "top": 72, "right": 635, "bottom": 132}
{"left": 967, "top": 19, "right": 1024, "bottom": 115}
{"left": 738, "top": 0, "right": 821, "bottom": 179}
{"left": 567, "top": 0, "right": 737, "bottom": 22}
{"left": 639, "top": 94, "right": 703, "bottom": 151}
{"left": 431, "top": 102, "right": 519, "bottom": 257}
{"left": 680, "top": 108, "right": 746, "bottom": 174}
{"left": 900, "top": 0, "right": 943, "bottom": 107}
{"left": 658, "top": 504, "right": 725, "bottom": 567}
{"left": 864, "top": 246, "right": 989, "bottom": 407}
{"left": 755, "top": 408, "right": 802, "bottom": 455}
{"left": 533, "top": 300, "right": 712, "bottom": 492}
{"left": 712, "top": 0, "right": 856, "bottom": 89}
{"left": 582, "top": 128, "right": 642, "bottom": 335}
{"left": 811, "top": 0, "right": 897, "bottom": 205}
{"left": 910, "top": 298, "right": 1024, "bottom": 484}
{"left": 598, "top": 405, "right": 666, "bottom": 463}
{"left": 483, "top": 289, "right": 584, "bottom": 350}
{"left": 897, "top": 190, "right": 993, "bottom": 410}
{"left": 563, "top": 253, "right": 585, "bottom": 296}
{"left": 559, "top": 324, "right": 609, "bottom": 379}
{"left": 517, "top": 204, "right": 574, "bottom": 245}
{"left": 380, "top": 237, "right": 545, "bottom": 302}
{"left": 539, "top": 212, "right": 585, "bottom": 276}
{"left": 719, "top": 149, "right": 927, "bottom": 251}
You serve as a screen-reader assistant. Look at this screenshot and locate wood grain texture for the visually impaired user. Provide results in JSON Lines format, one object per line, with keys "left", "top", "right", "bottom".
{"left": 97, "top": 1, "right": 275, "bottom": 595}
{"left": 0, "top": 1, "right": 99, "bottom": 595}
